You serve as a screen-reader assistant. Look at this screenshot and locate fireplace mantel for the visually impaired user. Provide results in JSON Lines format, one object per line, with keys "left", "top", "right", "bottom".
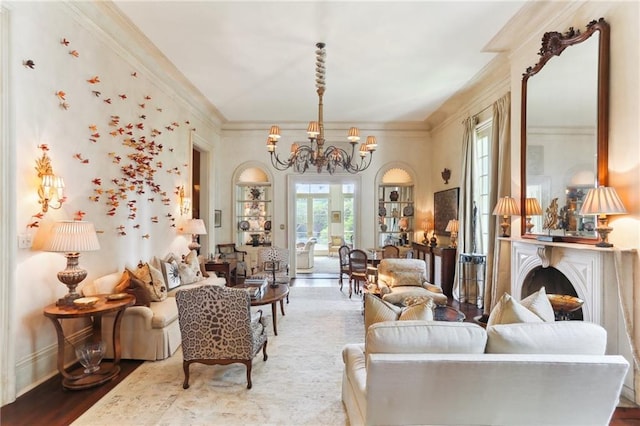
{"left": 507, "top": 238, "right": 637, "bottom": 402}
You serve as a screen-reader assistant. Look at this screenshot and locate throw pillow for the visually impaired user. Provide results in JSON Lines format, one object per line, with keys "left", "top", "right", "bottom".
{"left": 398, "top": 300, "right": 434, "bottom": 322}
{"left": 391, "top": 271, "right": 424, "bottom": 287}
{"left": 520, "top": 286, "right": 555, "bottom": 322}
{"left": 128, "top": 273, "right": 152, "bottom": 307}
{"left": 122, "top": 268, "right": 152, "bottom": 307}
{"left": 133, "top": 263, "right": 168, "bottom": 302}
{"left": 184, "top": 250, "right": 204, "bottom": 282}
{"left": 364, "top": 293, "right": 403, "bottom": 331}
{"left": 114, "top": 270, "right": 131, "bottom": 294}
{"left": 178, "top": 262, "right": 200, "bottom": 285}
{"left": 487, "top": 292, "right": 544, "bottom": 327}
{"left": 364, "top": 293, "right": 434, "bottom": 332}
{"left": 162, "top": 260, "right": 181, "bottom": 290}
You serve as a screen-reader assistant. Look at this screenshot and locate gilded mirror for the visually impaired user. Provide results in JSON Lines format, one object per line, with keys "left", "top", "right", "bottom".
{"left": 520, "top": 18, "right": 609, "bottom": 242}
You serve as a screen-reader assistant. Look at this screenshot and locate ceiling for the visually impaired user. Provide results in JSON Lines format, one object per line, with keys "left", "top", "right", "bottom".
{"left": 113, "top": 1, "right": 527, "bottom": 125}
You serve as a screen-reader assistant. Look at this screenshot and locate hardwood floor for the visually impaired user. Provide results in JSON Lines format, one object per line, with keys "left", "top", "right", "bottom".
{"left": 1, "top": 360, "right": 142, "bottom": 426}
{"left": 2, "top": 274, "right": 638, "bottom": 425}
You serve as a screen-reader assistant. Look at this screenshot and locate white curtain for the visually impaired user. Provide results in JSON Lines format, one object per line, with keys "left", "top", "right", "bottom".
{"left": 485, "top": 92, "right": 511, "bottom": 313}
{"left": 453, "top": 93, "right": 511, "bottom": 313}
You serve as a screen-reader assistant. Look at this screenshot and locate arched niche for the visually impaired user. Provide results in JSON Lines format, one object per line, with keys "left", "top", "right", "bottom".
{"left": 374, "top": 163, "right": 416, "bottom": 248}
{"left": 232, "top": 162, "right": 273, "bottom": 247}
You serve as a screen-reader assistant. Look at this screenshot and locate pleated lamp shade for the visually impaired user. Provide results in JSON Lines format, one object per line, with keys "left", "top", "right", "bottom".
{"left": 181, "top": 218, "right": 207, "bottom": 235}
{"left": 492, "top": 196, "right": 521, "bottom": 216}
{"left": 43, "top": 221, "right": 100, "bottom": 253}
{"left": 579, "top": 186, "right": 627, "bottom": 216}
{"left": 524, "top": 198, "right": 543, "bottom": 216}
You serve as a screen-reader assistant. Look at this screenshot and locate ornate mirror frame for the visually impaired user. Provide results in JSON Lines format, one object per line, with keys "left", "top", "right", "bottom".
{"left": 520, "top": 18, "right": 610, "bottom": 243}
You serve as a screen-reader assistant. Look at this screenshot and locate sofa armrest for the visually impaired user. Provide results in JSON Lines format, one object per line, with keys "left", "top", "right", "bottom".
{"left": 122, "top": 305, "right": 154, "bottom": 324}
{"left": 422, "top": 282, "right": 443, "bottom": 293}
{"left": 376, "top": 280, "right": 391, "bottom": 295}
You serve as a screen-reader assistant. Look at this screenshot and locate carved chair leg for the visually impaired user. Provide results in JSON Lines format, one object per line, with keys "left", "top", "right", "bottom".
{"left": 182, "top": 361, "right": 191, "bottom": 389}
{"left": 262, "top": 340, "right": 268, "bottom": 361}
{"left": 349, "top": 278, "right": 353, "bottom": 298}
{"left": 245, "top": 360, "right": 253, "bottom": 389}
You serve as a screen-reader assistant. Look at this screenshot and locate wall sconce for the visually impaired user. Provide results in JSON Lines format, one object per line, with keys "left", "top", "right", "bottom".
{"left": 578, "top": 186, "right": 627, "bottom": 247}
{"left": 492, "top": 196, "right": 520, "bottom": 237}
{"left": 36, "top": 146, "right": 65, "bottom": 212}
{"left": 179, "top": 185, "right": 191, "bottom": 216}
{"left": 445, "top": 219, "right": 459, "bottom": 248}
{"left": 524, "top": 198, "right": 543, "bottom": 233}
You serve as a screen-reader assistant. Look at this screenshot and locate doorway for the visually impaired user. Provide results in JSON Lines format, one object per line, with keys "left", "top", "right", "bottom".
{"left": 289, "top": 176, "right": 360, "bottom": 276}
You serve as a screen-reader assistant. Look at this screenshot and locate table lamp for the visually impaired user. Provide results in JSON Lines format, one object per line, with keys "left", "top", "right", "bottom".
{"left": 492, "top": 196, "right": 520, "bottom": 237}
{"left": 43, "top": 220, "right": 100, "bottom": 306}
{"left": 445, "top": 219, "right": 459, "bottom": 248}
{"left": 181, "top": 218, "right": 207, "bottom": 250}
{"left": 524, "top": 198, "right": 543, "bottom": 233}
{"left": 578, "top": 186, "right": 627, "bottom": 247}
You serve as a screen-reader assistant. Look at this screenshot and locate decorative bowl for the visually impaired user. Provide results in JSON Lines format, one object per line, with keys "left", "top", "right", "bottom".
{"left": 547, "top": 294, "right": 584, "bottom": 312}
{"left": 106, "top": 292, "right": 129, "bottom": 301}
{"left": 75, "top": 341, "right": 106, "bottom": 374}
{"left": 73, "top": 296, "right": 100, "bottom": 309}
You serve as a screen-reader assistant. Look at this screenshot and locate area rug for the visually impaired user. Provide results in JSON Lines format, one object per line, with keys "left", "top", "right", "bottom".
{"left": 72, "top": 286, "right": 364, "bottom": 426}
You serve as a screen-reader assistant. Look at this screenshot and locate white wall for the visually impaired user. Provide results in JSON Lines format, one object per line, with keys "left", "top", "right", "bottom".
{"left": 4, "top": 2, "right": 222, "bottom": 399}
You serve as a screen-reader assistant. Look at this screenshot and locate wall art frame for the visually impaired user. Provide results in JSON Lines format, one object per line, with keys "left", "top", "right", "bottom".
{"left": 434, "top": 187, "right": 459, "bottom": 236}
{"left": 214, "top": 210, "right": 221, "bottom": 228}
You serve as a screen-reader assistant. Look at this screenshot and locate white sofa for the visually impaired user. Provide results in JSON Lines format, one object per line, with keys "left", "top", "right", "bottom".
{"left": 342, "top": 320, "right": 629, "bottom": 426}
{"left": 83, "top": 266, "right": 226, "bottom": 361}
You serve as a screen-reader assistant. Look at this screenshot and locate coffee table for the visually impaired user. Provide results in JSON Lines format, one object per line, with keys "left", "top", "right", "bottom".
{"left": 250, "top": 284, "right": 289, "bottom": 336}
{"left": 434, "top": 305, "right": 466, "bottom": 322}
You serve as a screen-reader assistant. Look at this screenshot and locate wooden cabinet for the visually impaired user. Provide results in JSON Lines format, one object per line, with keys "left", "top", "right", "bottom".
{"left": 412, "top": 243, "right": 456, "bottom": 297}
{"left": 377, "top": 184, "right": 414, "bottom": 248}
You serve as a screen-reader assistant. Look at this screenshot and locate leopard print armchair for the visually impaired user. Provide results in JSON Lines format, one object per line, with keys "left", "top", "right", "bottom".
{"left": 175, "top": 285, "right": 268, "bottom": 389}
{"left": 249, "top": 246, "right": 290, "bottom": 284}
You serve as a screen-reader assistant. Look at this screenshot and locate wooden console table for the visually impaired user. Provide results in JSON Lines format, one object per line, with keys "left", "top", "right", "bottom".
{"left": 205, "top": 260, "right": 236, "bottom": 286}
{"left": 411, "top": 243, "right": 457, "bottom": 297}
{"left": 43, "top": 294, "right": 134, "bottom": 390}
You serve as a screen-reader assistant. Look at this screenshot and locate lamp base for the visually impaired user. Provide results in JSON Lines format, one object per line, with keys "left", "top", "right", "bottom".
{"left": 595, "top": 224, "right": 613, "bottom": 248}
{"left": 56, "top": 253, "right": 87, "bottom": 306}
{"left": 499, "top": 218, "right": 510, "bottom": 238}
{"left": 525, "top": 217, "right": 535, "bottom": 234}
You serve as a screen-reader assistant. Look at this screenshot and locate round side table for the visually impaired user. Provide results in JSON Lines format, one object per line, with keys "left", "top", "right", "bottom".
{"left": 43, "top": 294, "right": 134, "bottom": 390}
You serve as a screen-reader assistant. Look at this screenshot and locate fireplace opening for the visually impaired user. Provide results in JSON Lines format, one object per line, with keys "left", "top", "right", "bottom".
{"left": 522, "top": 266, "right": 583, "bottom": 320}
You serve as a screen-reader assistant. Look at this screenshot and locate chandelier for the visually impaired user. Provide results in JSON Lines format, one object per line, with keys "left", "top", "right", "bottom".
{"left": 266, "top": 42, "right": 377, "bottom": 174}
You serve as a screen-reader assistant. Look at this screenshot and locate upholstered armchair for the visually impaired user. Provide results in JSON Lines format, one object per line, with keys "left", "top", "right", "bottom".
{"left": 328, "top": 236, "right": 344, "bottom": 257}
{"left": 175, "top": 285, "right": 268, "bottom": 389}
{"left": 371, "top": 258, "right": 448, "bottom": 306}
{"left": 296, "top": 237, "right": 317, "bottom": 269}
{"left": 248, "top": 246, "right": 290, "bottom": 285}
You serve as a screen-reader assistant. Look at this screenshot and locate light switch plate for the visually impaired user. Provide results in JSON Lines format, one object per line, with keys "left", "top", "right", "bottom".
{"left": 18, "top": 233, "right": 33, "bottom": 249}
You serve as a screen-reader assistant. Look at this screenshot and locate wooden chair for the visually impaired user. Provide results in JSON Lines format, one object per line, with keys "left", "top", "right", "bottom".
{"left": 216, "top": 243, "right": 248, "bottom": 282}
{"left": 382, "top": 244, "right": 400, "bottom": 259}
{"left": 338, "top": 245, "right": 351, "bottom": 291}
{"left": 175, "top": 285, "right": 268, "bottom": 389}
{"left": 348, "top": 249, "right": 368, "bottom": 298}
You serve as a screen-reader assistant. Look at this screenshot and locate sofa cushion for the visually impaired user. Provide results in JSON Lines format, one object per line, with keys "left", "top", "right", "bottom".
{"left": 486, "top": 321, "right": 607, "bottom": 355}
{"left": 364, "top": 293, "right": 434, "bottom": 332}
{"left": 391, "top": 271, "right": 424, "bottom": 287}
{"left": 520, "top": 286, "right": 555, "bottom": 322}
{"left": 366, "top": 321, "right": 487, "bottom": 357}
{"left": 179, "top": 250, "right": 205, "bottom": 285}
{"left": 149, "top": 297, "right": 179, "bottom": 329}
{"left": 487, "top": 292, "right": 544, "bottom": 327}
{"left": 114, "top": 269, "right": 152, "bottom": 307}
{"left": 381, "top": 285, "right": 448, "bottom": 306}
